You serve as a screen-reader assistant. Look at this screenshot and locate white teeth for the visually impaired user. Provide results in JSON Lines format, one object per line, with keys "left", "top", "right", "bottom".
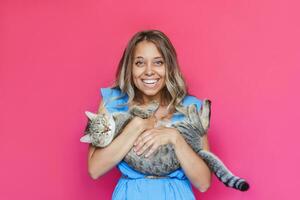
{"left": 142, "top": 79, "right": 158, "bottom": 84}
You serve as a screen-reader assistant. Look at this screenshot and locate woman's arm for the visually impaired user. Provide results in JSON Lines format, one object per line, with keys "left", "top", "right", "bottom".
{"left": 134, "top": 128, "right": 212, "bottom": 192}
{"left": 88, "top": 101, "right": 155, "bottom": 180}
{"left": 172, "top": 132, "right": 212, "bottom": 192}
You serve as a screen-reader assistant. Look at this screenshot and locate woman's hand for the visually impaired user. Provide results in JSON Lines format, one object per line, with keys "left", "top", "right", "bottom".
{"left": 133, "top": 127, "right": 180, "bottom": 158}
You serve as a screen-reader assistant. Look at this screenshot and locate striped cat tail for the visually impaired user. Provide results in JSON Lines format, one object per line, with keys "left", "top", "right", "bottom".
{"left": 198, "top": 150, "right": 250, "bottom": 191}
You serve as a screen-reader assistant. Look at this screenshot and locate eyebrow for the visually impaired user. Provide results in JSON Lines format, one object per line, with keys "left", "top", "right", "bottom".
{"left": 135, "top": 56, "right": 163, "bottom": 59}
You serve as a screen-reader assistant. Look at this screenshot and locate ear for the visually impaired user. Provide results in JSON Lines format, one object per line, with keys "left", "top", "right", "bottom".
{"left": 85, "top": 111, "right": 97, "bottom": 120}
{"left": 80, "top": 135, "right": 92, "bottom": 143}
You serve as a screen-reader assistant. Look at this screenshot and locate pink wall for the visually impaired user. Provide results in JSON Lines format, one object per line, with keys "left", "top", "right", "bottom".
{"left": 1, "top": 0, "right": 299, "bottom": 199}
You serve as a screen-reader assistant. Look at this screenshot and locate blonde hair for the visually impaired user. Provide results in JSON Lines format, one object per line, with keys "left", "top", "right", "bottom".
{"left": 112, "top": 29, "right": 188, "bottom": 112}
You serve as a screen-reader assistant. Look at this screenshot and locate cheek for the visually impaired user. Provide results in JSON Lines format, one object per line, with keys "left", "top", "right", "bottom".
{"left": 158, "top": 67, "right": 166, "bottom": 79}
{"left": 132, "top": 67, "right": 140, "bottom": 78}
{"left": 132, "top": 67, "right": 143, "bottom": 83}
{"left": 160, "top": 69, "right": 167, "bottom": 86}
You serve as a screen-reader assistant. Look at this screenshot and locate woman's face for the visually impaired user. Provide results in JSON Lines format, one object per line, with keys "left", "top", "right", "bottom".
{"left": 132, "top": 41, "right": 166, "bottom": 102}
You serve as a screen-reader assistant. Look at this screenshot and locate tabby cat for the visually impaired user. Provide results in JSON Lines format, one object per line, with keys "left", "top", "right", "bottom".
{"left": 80, "top": 100, "right": 250, "bottom": 191}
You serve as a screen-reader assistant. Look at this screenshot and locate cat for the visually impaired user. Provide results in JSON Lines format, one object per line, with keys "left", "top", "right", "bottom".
{"left": 80, "top": 100, "right": 250, "bottom": 191}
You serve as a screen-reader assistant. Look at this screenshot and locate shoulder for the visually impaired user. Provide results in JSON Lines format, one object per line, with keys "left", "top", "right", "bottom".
{"left": 182, "top": 94, "right": 203, "bottom": 111}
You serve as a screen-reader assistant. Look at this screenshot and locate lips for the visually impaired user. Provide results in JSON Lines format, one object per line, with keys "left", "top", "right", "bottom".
{"left": 142, "top": 79, "right": 158, "bottom": 84}
{"left": 141, "top": 78, "right": 160, "bottom": 88}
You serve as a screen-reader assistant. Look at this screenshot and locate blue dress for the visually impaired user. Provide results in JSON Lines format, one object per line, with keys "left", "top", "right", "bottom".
{"left": 100, "top": 87, "right": 203, "bottom": 200}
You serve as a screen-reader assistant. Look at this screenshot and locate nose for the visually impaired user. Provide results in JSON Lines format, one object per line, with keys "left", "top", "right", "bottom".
{"left": 145, "top": 62, "right": 154, "bottom": 76}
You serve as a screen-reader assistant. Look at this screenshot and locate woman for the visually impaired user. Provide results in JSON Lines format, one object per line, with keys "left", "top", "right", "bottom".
{"left": 88, "top": 30, "right": 212, "bottom": 199}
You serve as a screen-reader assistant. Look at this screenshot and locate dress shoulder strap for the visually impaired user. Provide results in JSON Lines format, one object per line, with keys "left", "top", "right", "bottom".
{"left": 100, "top": 88, "right": 202, "bottom": 114}
{"left": 171, "top": 95, "right": 203, "bottom": 123}
{"left": 182, "top": 95, "right": 202, "bottom": 111}
{"left": 100, "top": 87, "right": 129, "bottom": 113}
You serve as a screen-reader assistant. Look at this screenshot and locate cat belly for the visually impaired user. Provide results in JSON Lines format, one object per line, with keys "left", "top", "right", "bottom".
{"left": 123, "top": 144, "right": 180, "bottom": 176}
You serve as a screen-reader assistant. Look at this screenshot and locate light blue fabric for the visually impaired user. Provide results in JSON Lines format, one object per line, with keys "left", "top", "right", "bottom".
{"left": 100, "top": 87, "right": 202, "bottom": 200}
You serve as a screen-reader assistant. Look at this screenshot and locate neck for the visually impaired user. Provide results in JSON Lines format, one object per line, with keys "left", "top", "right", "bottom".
{"left": 142, "top": 94, "right": 162, "bottom": 105}
{"left": 135, "top": 90, "right": 165, "bottom": 106}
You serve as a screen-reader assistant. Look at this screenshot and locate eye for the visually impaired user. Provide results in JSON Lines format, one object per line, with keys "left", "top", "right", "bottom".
{"left": 154, "top": 61, "right": 164, "bottom": 66}
{"left": 135, "top": 61, "right": 144, "bottom": 66}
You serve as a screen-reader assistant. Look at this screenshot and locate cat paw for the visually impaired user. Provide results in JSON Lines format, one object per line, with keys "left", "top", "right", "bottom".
{"left": 129, "top": 101, "right": 159, "bottom": 118}
{"left": 199, "top": 99, "right": 211, "bottom": 132}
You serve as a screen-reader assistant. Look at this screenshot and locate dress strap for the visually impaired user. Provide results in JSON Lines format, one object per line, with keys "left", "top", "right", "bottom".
{"left": 100, "top": 87, "right": 129, "bottom": 113}
{"left": 181, "top": 95, "right": 202, "bottom": 111}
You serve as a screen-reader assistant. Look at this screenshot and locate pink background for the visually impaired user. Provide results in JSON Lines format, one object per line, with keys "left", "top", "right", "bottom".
{"left": 1, "top": 0, "right": 299, "bottom": 199}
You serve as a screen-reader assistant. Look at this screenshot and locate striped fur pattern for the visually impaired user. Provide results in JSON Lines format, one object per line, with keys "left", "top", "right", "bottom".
{"left": 80, "top": 100, "right": 249, "bottom": 191}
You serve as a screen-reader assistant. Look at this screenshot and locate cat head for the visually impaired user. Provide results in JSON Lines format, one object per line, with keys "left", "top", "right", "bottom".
{"left": 79, "top": 111, "right": 116, "bottom": 147}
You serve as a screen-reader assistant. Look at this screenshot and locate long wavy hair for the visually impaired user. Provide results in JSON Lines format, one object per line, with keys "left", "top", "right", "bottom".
{"left": 112, "top": 29, "right": 188, "bottom": 112}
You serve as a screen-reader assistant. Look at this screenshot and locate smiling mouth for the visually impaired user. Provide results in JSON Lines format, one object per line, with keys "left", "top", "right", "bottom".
{"left": 142, "top": 79, "right": 158, "bottom": 84}
{"left": 141, "top": 79, "right": 159, "bottom": 88}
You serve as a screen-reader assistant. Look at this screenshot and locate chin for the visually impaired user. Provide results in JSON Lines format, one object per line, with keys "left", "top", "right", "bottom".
{"left": 135, "top": 79, "right": 165, "bottom": 99}
{"left": 143, "top": 90, "right": 160, "bottom": 96}
{"left": 137, "top": 87, "right": 164, "bottom": 99}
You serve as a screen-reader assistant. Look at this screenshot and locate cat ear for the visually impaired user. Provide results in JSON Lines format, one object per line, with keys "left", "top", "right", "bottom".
{"left": 80, "top": 135, "right": 92, "bottom": 143}
{"left": 85, "top": 111, "right": 97, "bottom": 120}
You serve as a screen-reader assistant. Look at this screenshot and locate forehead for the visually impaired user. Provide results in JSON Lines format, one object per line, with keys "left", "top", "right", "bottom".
{"left": 133, "top": 41, "right": 163, "bottom": 59}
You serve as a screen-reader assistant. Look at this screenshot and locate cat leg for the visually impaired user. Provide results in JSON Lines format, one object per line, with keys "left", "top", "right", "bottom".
{"left": 112, "top": 112, "right": 133, "bottom": 135}
{"left": 197, "top": 150, "right": 250, "bottom": 191}
{"left": 186, "top": 104, "right": 206, "bottom": 136}
{"left": 173, "top": 121, "right": 203, "bottom": 150}
{"left": 129, "top": 100, "right": 159, "bottom": 119}
{"left": 199, "top": 99, "right": 211, "bottom": 134}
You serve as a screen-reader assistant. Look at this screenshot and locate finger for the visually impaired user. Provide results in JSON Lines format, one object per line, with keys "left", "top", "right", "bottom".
{"left": 145, "top": 143, "right": 159, "bottom": 158}
{"left": 134, "top": 131, "right": 148, "bottom": 146}
{"left": 134, "top": 133, "right": 154, "bottom": 152}
{"left": 136, "top": 138, "right": 155, "bottom": 155}
{"left": 134, "top": 129, "right": 152, "bottom": 147}
{"left": 134, "top": 137, "right": 140, "bottom": 146}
